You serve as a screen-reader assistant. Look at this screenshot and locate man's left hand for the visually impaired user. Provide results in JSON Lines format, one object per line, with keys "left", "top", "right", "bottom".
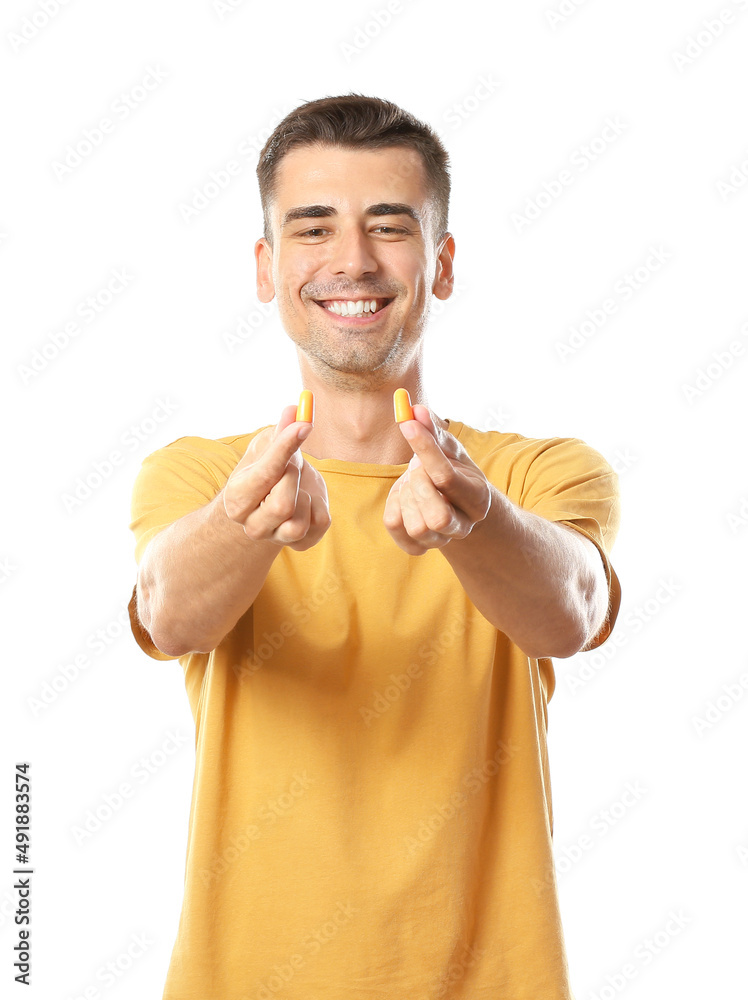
{"left": 383, "top": 405, "right": 492, "bottom": 555}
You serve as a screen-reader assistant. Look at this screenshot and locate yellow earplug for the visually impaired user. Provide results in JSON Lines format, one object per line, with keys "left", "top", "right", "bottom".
{"left": 296, "top": 389, "right": 314, "bottom": 423}
{"left": 393, "top": 387, "right": 414, "bottom": 423}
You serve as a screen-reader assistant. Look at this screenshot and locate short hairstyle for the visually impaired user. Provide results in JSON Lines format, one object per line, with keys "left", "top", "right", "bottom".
{"left": 256, "top": 93, "right": 451, "bottom": 249}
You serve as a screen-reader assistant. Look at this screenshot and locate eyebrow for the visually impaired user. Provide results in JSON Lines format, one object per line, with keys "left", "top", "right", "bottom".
{"left": 281, "top": 203, "right": 422, "bottom": 229}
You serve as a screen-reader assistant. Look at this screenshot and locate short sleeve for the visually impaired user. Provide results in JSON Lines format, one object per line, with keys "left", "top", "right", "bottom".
{"left": 127, "top": 435, "right": 242, "bottom": 660}
{"left": 518, "top": 438, "right": 622, "bottom": 651}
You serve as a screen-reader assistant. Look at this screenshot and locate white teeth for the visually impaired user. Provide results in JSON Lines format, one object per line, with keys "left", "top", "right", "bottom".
{"left": 324, "top": 299, "right": 384, "bottom": 316}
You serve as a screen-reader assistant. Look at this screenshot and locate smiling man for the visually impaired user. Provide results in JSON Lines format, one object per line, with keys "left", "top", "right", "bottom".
{"left": 128, "top": 93, "right": 621, "bottom": 999}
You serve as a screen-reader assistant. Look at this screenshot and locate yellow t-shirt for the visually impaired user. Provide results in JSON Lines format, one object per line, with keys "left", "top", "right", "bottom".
{"left": 127, "top": 419, "right": 621, "bottom": 1000}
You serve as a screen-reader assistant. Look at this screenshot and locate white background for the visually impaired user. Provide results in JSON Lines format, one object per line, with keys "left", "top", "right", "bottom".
{"left": 3, "top": 0, "right": 747, "bottom": 997}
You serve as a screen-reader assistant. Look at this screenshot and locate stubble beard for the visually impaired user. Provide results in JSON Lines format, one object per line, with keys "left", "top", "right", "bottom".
{"left": 293, "top": 299, "right": 428, "bottom": 391}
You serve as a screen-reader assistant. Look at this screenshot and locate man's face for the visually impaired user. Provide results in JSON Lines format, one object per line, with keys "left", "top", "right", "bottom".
{"left": 255, "top": 143, "right": 454, "bottom": 385}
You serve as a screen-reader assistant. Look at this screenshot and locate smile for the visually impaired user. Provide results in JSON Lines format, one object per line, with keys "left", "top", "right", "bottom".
{"left": 313, "top": 298, "right": 393, "bottom": 323}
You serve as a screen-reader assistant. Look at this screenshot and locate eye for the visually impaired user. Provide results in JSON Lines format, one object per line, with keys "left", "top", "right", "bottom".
{"left": 297, "top": 225, "right": 409, "bottom": 238}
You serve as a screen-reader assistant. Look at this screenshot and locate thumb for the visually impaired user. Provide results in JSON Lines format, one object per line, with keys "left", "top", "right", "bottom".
{"left": 275, "top": 402, "right": 305, "bottom": 437}
{"left": 411, "top": 403, "right": 462, "bottom": 459}
{"left": 242, "top": 403, "right": 300, "bottom": 462}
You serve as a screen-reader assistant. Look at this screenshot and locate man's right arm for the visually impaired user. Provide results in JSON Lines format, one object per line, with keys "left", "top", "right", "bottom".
{"left": 136, "top": 491, "right": 282, "bottom": 656}
{"left": 135, "top": 404, "right": 330, "bottom": 657}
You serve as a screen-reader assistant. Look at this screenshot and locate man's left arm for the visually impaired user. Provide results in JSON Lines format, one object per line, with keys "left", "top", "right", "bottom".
{"left": 382, "top": 406, "right": 611, "bottom": 659}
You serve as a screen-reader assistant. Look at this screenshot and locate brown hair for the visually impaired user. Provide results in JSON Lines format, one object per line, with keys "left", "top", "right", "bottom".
{"left": 256, "top": 93, "right": 451, "bottom": 248}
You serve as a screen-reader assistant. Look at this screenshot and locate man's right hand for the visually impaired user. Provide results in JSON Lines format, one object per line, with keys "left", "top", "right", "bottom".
{"left": 223, "top": 404, "right": 331, "bottom": 551}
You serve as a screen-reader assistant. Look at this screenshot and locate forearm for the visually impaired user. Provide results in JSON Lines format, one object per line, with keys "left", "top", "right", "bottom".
{"left": 441, "top": 484, "right": 605, "bottom": 659}
{"left": 137, "top": 488, "right": 281, "bottom": 656}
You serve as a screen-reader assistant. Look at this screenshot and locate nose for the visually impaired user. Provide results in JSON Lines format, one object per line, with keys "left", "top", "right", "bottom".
{"left": 326, "top": 224, "right": 378, "bottom": 279}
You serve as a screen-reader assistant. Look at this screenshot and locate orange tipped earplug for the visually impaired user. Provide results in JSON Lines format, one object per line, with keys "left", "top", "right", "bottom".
{"left": 296, "top": 389, "right": 314, "bottom": 423}
{"left": 393, "top": 387, "right": 414, "bottom": 423}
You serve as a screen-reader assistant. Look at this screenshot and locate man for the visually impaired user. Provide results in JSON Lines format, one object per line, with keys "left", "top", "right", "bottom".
{"left": 128, "top": 93, "right": 621, "bottom": 999}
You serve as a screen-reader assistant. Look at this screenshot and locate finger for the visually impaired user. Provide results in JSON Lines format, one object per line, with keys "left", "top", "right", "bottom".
{"left": 256, "top": 461, "right": 303, "bottom": 532}
{"left": 384, "top": 507, "right": 429, "bottom": 554}
{"left": 307, "top": 490, "right": 331, "bottom": 535}
{"left": 270, "top": 486, "right": 311, "bottom": 546}
{"left": 398, "top": 418, "right": 458, "bottom": 495}
{"left": 298, "top": 460, "right": 331, "bottom": 537}
{"left": 236, "top": 461, "right": 301, "bottom": 539}
{"left": 382, "top": 478, "right": 406, "bottom": 536}
{"left": 262, "top": 401, "right": 315, "bottom": 472}
{"left": 399, "top": 417, "right": 486, "bottom": 516}
{"left": 298, "top": 457, "right": 327, "bottom": 500}
{"left": 398, "top": 476, "right": 431, "bottom": 539}
{"left": 276, "top": 402, "right": 305, "bottom": 433}
{"left": 409, "top": 404, "right": 462, "bottom": 461}
{"left": 406, "top": 463, "right": 472, "bottom": 537}
{"left": 383, "top": 478, "right": 433, "bottom": 554}
{"left": 286, "top": 492, "right": 331, "bottom": 551}
{"left": 226, "top": 408, "right": 309, "bottom": 521}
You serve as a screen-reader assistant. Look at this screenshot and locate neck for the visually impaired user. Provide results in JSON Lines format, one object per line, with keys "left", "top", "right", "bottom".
{"left": 295, "top": 379, "right": 446, "bottom": 464}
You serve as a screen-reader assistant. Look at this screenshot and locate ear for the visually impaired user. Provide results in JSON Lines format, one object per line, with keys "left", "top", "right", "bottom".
{"left": 432, "top": 233, "right": 455, "bottom": 302}
{"left": 255, "top": 237, "right": 275, "bottom": 303}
